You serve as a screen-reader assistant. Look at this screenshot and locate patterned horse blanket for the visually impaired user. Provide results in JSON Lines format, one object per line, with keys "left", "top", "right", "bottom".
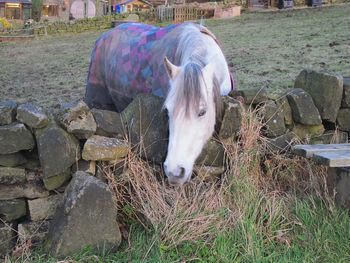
{"left": 85, "top": 22, "right": 233, "bottom": 112}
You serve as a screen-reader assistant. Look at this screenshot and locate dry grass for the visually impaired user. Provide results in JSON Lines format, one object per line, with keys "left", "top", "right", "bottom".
{"left": 103, "top": 149, "right": 231, "bottom": 249}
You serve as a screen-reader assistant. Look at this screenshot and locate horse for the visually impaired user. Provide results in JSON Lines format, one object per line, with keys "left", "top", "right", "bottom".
{"left": 85, "top": 22, "right": 234, "bottom": 185}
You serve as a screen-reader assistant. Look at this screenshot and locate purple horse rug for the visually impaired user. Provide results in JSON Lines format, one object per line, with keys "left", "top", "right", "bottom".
{"left": 84, "top": 22, "right": 234, "bottom": 112}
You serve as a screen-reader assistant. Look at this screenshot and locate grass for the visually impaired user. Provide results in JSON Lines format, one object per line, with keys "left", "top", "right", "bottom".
{"left": 1, "top": 4, "right": 350, "bottom": 108}
{"left": 12, "top": 192, "right": 350, "bottom": 262}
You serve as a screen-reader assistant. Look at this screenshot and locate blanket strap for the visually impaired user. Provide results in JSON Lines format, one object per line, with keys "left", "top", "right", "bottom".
{"left": 199, "top": 25, "right": 218, "bottom": 43}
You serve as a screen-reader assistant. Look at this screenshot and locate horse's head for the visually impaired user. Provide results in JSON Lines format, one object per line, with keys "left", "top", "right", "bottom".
{"left": 163, "top": 57, "right": 221, "bottom": 185}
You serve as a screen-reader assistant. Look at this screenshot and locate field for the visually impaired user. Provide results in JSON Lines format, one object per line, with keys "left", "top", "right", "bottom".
{"left": 2, "top": 4, "right": 350, "bottom": 263}
{"left": 1, "top": 4, "right": 350, "bottom": 108}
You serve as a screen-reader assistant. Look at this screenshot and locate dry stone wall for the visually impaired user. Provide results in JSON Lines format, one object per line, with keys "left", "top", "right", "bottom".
{"left": 0, "top": 69, "right": 349, "bottom": 258}
{"left": 230, "top": 70, "right": 350, "bottom": 151}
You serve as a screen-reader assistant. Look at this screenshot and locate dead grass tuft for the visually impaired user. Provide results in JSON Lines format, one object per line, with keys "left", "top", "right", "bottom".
{"left": 104, "top": 148, "right": 232, "bottom": 248}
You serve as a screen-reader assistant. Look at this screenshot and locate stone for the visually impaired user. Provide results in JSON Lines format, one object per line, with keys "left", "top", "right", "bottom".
{"left": 16, "top": 103, "right": 49, "bottom": 128}
{"left": 122, "top": 94, "right": 168, "bottom": 163}
{"left": 0, "top": 167, "right": 26, "bottom": 184}
{"left": 310, "top": 130, "right": 348, "bottom": 145}
{"left": 0, "top": 223, "right": 15, "bottom": 257}
{"left": 341, "top": 77, "right": 350, "bottom": 108}
{"left": 286, "top": 88, "right": 322, "bottom": 125}
{"left": 266, "top": 132, "right": 295, "bottom": 153}
{"left": 0, "top": 182, "right": 49, "bottom": 200}
{"left": 218, "top": 96, "right": 242, "bottom": 140}
{"left": 277, "top": 95, "right": 293, "bottom": 126}
{"left": 0, "top": 123, "right": 35, "bottom": 154}
{"left": 327, "top": 168, "right": 350, "bottom": 209}
{"left": 43, "top": 168, "right": 71, "bottom": 191}
{"left": 0, "top": 100, "right": 17, "bottom": 125}
{"left": 196, "top": 139, "right": 225, "bottom": 167}
{"left": 57, "top": 100, "right": 97, "bottom": 139}
{"left": 0, "top": 199, "right": 26, "bottom": 221}
{"left": 292, "top": 124, "right": 325, "bottom": 140}
{"left": 263, "top": 101, "right": 286, "bottom": 138}
{"left": 18, "top": 220, "right": 50, "bottom": 246}
{"left": 91, "top": 108, "right": 125, "bottom": 137}
{"left": 22, "top": 150, "right": 40, "bottom": 170}
{"left": 0, "top": 152, "right": 27, "bottom": 167}
{"left": 28, "top": 194, "right": 62, "bottom": 221}
{"left": 82, "top": 135, "right": 128, "bottom": 161}
{"left": 194, "top": 165, "right": 225, "bottom": 182}
{"left": 71, "top": 160, "right": 96, "bottom": 175}
{"left": 336, "top": 108, "right": 350, "bottom": 131}
{"left": 36, "top": 123, "right": 80, "bottom": 188}
{"left": 295, "top": 69, "right": 343, "bottom": 122}
{"left": 229, "top": 88, "right": 269, "bottom": 105}
{"left": 44, "top": 173, "right": 122, "bottom": 257}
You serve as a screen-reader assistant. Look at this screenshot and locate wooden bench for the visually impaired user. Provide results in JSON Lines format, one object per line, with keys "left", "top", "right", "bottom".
{"left": 292, "top": 143, "right": 350, "bottom": 208}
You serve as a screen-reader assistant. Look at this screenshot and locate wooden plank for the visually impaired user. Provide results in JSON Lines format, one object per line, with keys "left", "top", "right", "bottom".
{"left": 292, "top": 144, "right": 350, "bottom": 158}
{"left": 313, "top": 151, "right": 350, "bottom": 167}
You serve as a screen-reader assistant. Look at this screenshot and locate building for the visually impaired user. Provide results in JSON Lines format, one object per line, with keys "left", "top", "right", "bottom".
{"left": 0, "top": 0, "right": 31, "bottom": 20}
{"left": 41, "top": 0, "right": 107, "bottom": 21}
{"left": 0, "top": 0, "right": 107, "bottom": 21}
{"left": 115, "top": 0, "right": 151, "bottom": 14}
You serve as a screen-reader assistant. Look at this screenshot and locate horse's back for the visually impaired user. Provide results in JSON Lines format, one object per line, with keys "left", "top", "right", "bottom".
{"left": 85, "top": 23, "right": 181, "bottom": 112}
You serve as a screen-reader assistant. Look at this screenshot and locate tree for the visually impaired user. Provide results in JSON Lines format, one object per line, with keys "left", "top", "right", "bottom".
{"left": 32, "top": 0, "right": 43, "bottom": 22}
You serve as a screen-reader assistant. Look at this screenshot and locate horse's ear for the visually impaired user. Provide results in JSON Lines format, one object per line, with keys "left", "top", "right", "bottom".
{"left": 164, "top": 57, "right": 180, "bottom": 79}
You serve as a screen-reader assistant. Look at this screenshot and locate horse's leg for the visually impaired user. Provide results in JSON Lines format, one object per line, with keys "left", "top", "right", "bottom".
{"left": 85, "top": 82, "right": 116, "bottom": 111}
{"left": 84, "top": 41, "right": 116, "bottom": 111}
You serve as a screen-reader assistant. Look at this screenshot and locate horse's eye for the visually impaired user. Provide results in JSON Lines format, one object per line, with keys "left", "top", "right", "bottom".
{"left": 198, "top": 109, "right": 206, "bottom": 117}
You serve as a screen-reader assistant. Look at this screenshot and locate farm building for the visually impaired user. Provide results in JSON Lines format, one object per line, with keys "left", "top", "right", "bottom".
{"left": 41, "top": 0, "right": 107, "bottom": 20}
{"left": 0, "top": 0, "right": 107, "bottom": 21}
{"left": 115, "top": 0, "right": 151, "bottom": 14}
{"left": 0, "top": 0, "right": 31, "bottom": 20}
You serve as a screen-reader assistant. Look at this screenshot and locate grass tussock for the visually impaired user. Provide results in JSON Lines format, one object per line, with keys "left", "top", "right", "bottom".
{"left": 103, "top": 149, "right": 232, "bottom": 249}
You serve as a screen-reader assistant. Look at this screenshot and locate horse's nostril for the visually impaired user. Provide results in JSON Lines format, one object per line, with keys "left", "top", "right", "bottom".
{"left": 179, "top": 167, "right": 185, "bottom": 178}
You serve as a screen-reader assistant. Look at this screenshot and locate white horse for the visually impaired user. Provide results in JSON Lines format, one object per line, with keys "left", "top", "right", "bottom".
{"left": 85, "top": 22, "right": 233, "bottom": 185}
{"left": 162, "top": 25, "right": 232, "bottom": 185}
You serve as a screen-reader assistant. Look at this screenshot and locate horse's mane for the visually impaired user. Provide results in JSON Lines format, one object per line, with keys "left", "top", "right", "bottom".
{"left": 168, "top": 24, "right": 222, "bottom": 119}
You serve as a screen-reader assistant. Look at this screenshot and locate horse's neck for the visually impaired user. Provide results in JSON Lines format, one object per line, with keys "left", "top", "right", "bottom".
{"left": 176, "top": 29, "right": 211, "bottom": 67}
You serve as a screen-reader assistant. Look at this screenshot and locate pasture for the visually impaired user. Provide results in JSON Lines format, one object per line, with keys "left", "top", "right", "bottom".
{"left": 1, "top": 4, "right": 350, "bottom": 263}
{"left": 1, "top": 4, "right": 350, "bottom": 107}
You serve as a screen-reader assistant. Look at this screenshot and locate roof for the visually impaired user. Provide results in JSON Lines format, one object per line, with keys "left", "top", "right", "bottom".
{"left": 118, "top": 0, "right": 152, "bottom": 6}
{"left": 0, "top": 0, "right": 32, "bottom": 3}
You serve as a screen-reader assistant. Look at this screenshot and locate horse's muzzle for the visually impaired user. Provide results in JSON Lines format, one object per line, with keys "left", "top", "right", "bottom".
{"left": 164, "top": 165, "right": 187, "bottom": 185}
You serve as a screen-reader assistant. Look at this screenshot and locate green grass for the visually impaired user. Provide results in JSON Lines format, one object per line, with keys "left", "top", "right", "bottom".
{"left": 19, "top": 195, "right": 350, "bottom": 262}
{"left": 206, "top": 4, "right": 350, "bottom": 92}
{"left": 11, "top": 164, "right": 350, "bottom": 262}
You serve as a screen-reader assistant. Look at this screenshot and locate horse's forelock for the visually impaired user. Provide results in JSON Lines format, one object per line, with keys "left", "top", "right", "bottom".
{"left": 170, "top": 62, "right": 203, "bottom": 118}
{"left": 171, "top": 62, "right": 221, "bottom": 119}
